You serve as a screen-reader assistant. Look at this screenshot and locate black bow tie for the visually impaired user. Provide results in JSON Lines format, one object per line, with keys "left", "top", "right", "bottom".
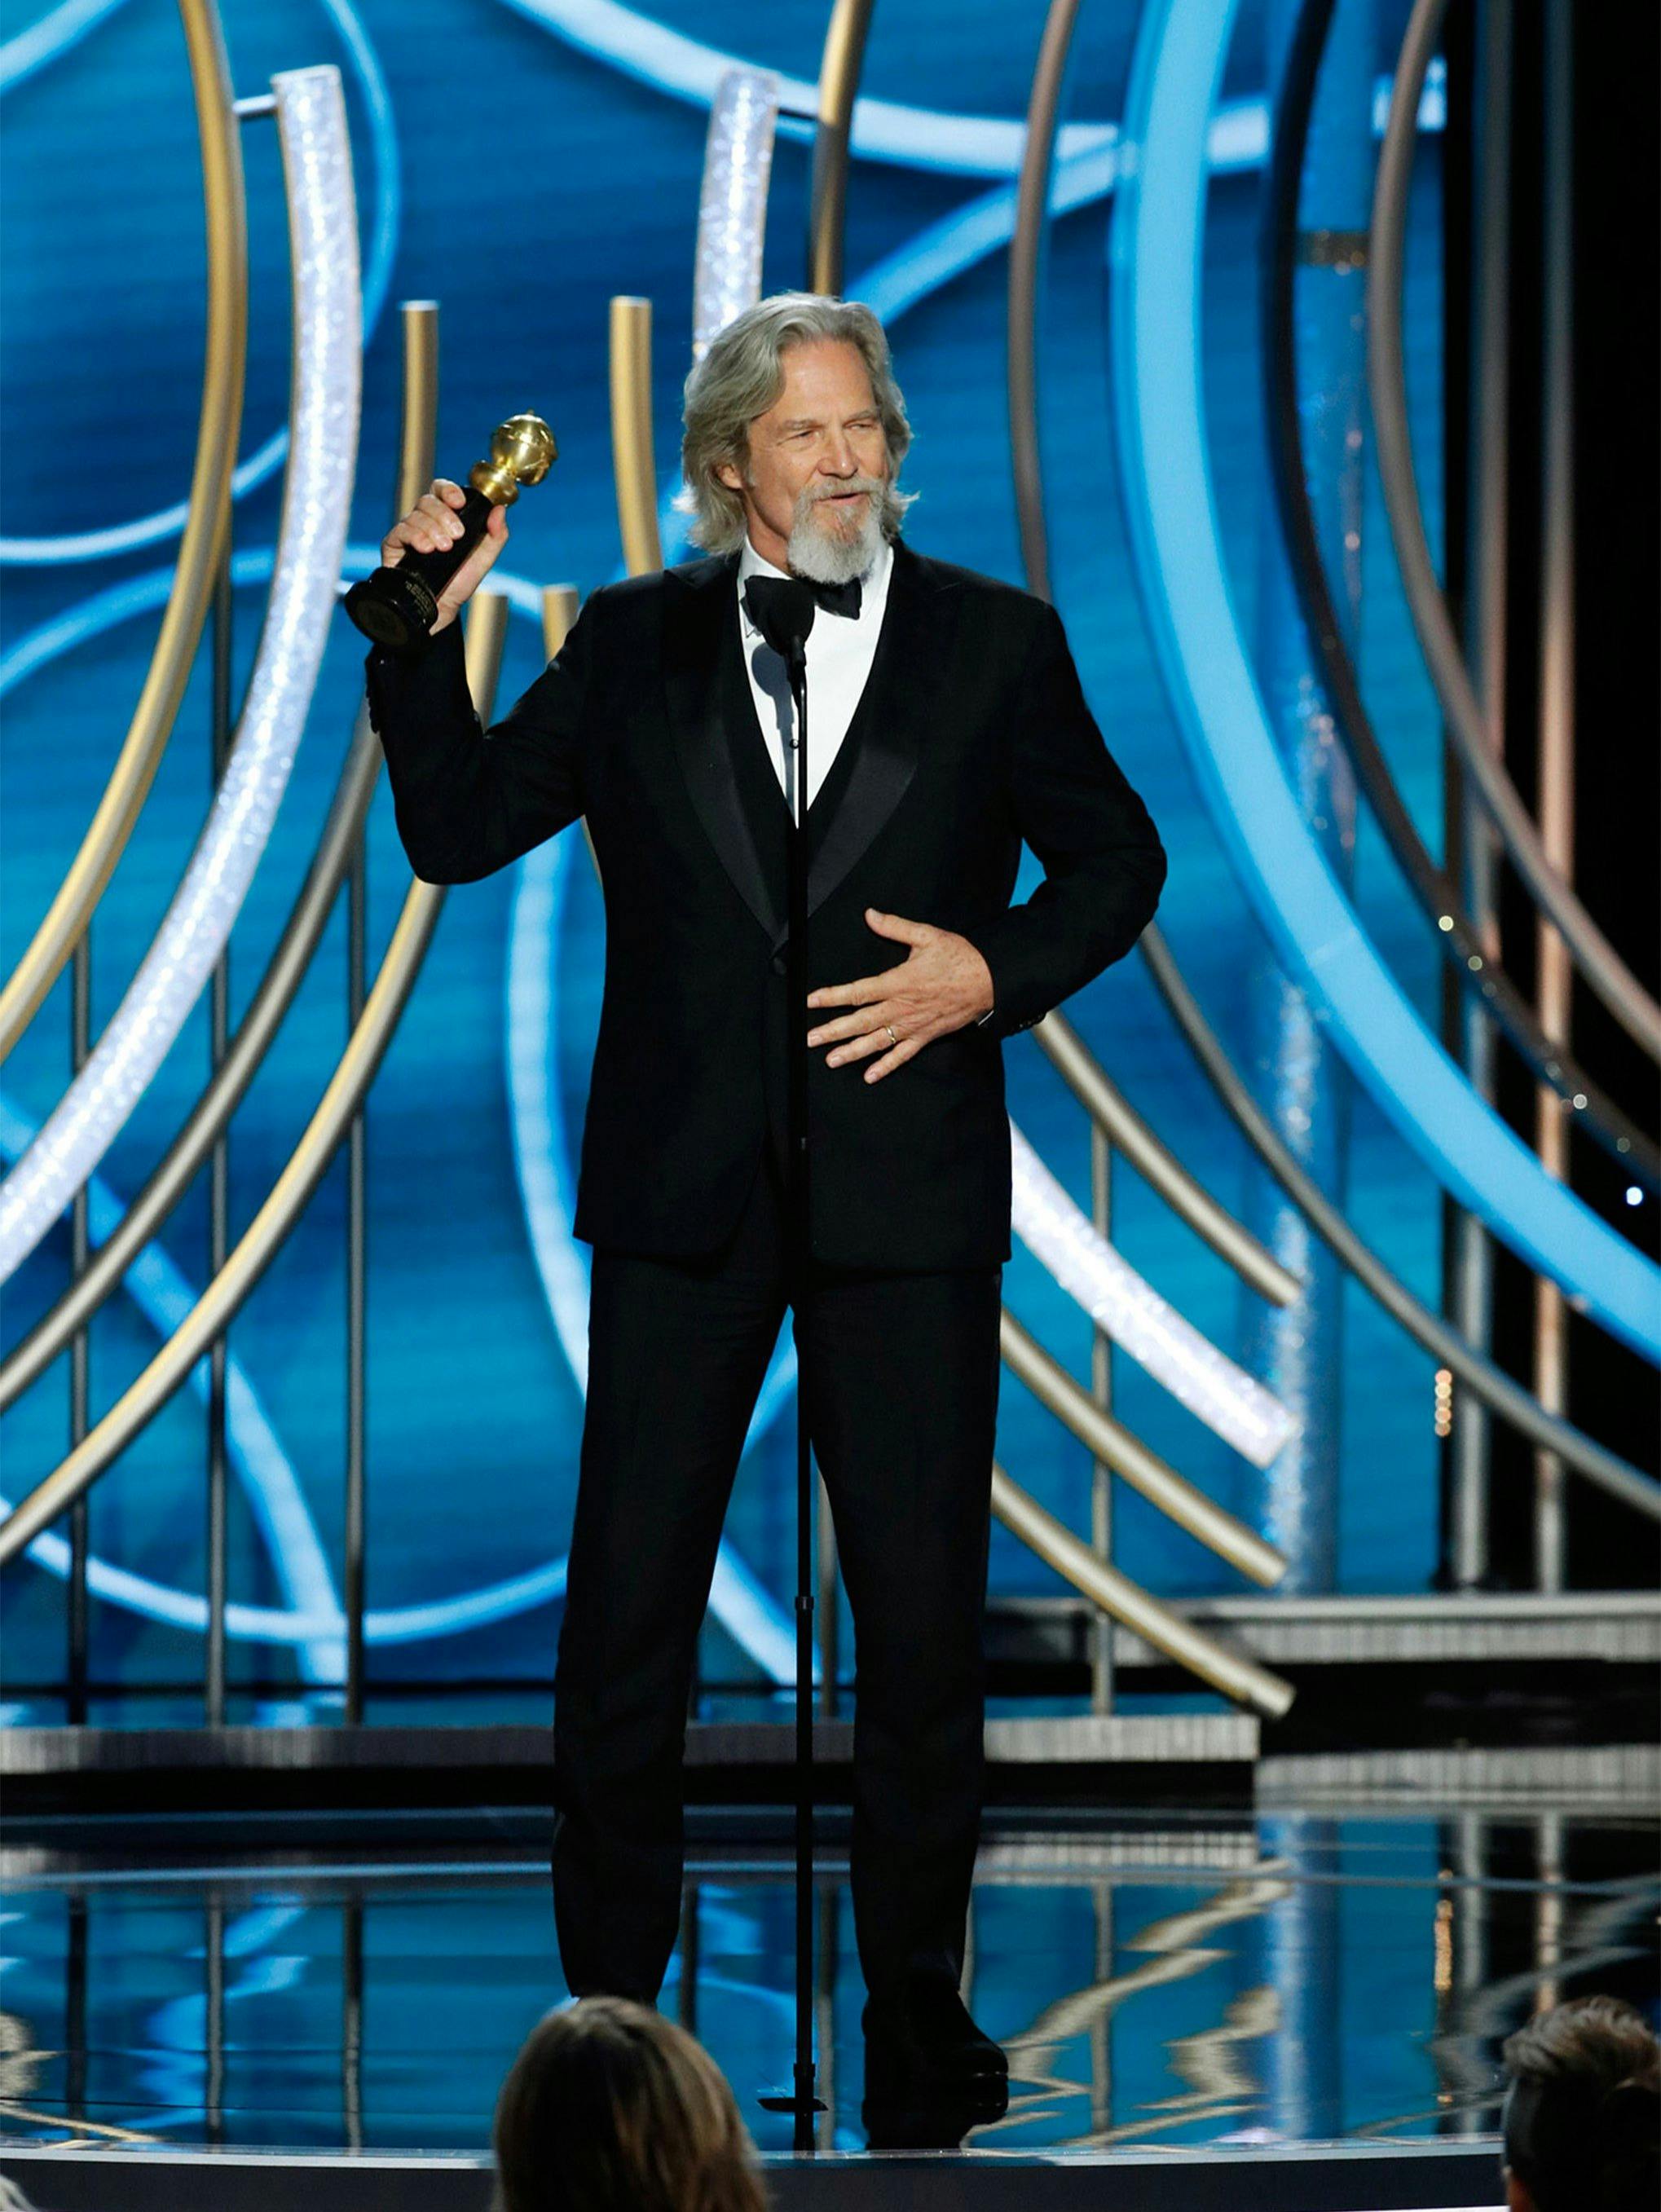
{"left": 800, "top": 574, "right": 862, "bottom": 619}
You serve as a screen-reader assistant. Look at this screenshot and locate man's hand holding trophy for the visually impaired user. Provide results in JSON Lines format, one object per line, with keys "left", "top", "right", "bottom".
{"left": 344, "top": 412, "right": 556, "bottom": 654}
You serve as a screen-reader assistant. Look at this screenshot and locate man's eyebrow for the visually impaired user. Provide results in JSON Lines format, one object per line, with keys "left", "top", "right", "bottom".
{"left": 773, "top": 408, "right": 880, "bottom": 431}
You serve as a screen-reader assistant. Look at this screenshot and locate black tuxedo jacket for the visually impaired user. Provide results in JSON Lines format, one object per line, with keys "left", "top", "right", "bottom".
{"left": 365, "top": 538, "right": 1166, "bottom": 1268}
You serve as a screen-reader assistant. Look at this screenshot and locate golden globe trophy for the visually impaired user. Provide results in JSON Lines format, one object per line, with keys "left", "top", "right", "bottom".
{"left": 344, "top": 412, "right": 557, "bottom": 654}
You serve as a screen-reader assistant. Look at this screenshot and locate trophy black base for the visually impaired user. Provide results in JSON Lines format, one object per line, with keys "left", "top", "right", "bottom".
{"left": 343, "top": 566, "right": 443, "bottom": 657}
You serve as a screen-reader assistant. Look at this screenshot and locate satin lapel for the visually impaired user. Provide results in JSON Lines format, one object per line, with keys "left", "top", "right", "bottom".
{"left": 666, "top": 553, "right": 785, "bottom": 945}
{"left": 776, "top": 538, "right": 940, "bottom": 958}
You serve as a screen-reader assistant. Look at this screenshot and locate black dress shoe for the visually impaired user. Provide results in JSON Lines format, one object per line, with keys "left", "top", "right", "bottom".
{"left": 861, "top": 2073, "right": 1009, "bottom": 2150}
{"left": 862, "top": 1978, "right": 1008, "bottom": 2096}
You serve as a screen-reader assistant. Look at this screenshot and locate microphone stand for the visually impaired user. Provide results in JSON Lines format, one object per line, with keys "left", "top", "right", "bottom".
{"left": 746, "top": 587, "right": 826, "bottom": 2151}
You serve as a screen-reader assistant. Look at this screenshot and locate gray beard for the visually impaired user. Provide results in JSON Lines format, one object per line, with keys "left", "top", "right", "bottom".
{"left": 785, "top": 491, "right": 883, "bottom": 585}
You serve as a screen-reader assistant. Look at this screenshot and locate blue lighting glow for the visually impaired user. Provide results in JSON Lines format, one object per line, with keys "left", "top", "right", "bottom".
{"left": 1107, "top": 0, "right": 1660, "bottom": 1363}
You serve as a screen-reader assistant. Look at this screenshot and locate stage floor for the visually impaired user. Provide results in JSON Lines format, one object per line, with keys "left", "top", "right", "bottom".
{"left": 1, "top": 1794, "right": 1654, "bottom": 2198}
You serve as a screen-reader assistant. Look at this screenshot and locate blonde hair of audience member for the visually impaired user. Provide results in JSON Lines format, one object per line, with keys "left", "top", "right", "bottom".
{"left": 1500, "top": 1994, "right": 1659, "bottom": 2212}
{"left": 493, "top": 1995, "right": 767, "bottom": 2212}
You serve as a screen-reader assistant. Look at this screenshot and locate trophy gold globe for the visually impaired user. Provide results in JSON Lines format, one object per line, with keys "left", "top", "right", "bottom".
{"left": 345, "top": 412, "right": 557, "bottom": 654}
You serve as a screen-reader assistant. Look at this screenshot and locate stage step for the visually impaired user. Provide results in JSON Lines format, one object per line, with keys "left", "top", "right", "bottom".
{"left": 0, "top": 2137, "right": 1508, "bottom": 2212}
{"left": 0, "top": 1713, "right": 1258, "bottom": 1815}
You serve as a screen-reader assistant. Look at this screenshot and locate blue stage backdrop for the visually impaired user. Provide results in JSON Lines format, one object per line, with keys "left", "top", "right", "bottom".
{"left": 0, "top": 0, "right": 1444, "bottom": 1707}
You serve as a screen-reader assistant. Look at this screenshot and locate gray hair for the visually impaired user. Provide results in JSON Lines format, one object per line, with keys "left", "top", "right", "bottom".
{"left": 676, "top": 293, "right": 918, "bottom": 554}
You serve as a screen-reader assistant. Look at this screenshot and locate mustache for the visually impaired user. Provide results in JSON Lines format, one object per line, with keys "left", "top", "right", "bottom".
{"left": 798, "top": 475, "right": 885, "bottom": 511}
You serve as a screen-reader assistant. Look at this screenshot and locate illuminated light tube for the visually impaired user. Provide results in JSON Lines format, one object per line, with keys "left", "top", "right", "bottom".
{"left": 0, "top": 64, "right": 359, "bottom": 1284}
{"left": 1009, "top": 1120, "right": 1298, "bottom": 1469}
{"left": 693, "top": 68, "right": 778, "bottom": 358}
{"left": 1108, "top": 0, "right": 1661, "bottom": 1363}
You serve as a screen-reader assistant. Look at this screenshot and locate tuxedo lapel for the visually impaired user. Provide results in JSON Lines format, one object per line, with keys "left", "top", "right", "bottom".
{"left": 666, "top": 551, "right": 785, "bottom": 945}
{"left": 664, "top": 538, "right": 945, "bottom": 955}
{"left": 785, "top": 537, "right": 939, "bottom": 957}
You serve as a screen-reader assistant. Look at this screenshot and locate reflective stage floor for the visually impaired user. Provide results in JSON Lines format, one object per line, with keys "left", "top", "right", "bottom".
{"left": 2, "top": 1792, "right": 1656, "bottom": 2206}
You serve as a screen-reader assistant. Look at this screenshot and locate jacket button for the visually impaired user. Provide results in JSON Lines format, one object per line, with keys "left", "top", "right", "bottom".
{"left": 771, "top": 951, "right": 786, "bottom": 976}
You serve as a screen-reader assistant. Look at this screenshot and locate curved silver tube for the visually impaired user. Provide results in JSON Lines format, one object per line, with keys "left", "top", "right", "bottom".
{"left": 0, "top": 600, "right": 508, "bottom": 1569}
{"left": 1139, "top": 924, "right": 1659, "bottom": 1521}
{"left": 1369, "top": 0, "right": 1661, "bottom": 1057}
{"left": 0, "top": 302, "right": 439, "bottom": 1415}
{"left": 1000, "top": 1310, "right": 1288, "bottom": 1587}
{"left": 1010, "top": 1119, "right": 1300, "bottom": 1467}
{"left": 1036, "top": 1010, "right": 1301, "bottom": 1306}
{"left": 0, "top": 64, "right": 362, "bottom": 1282}
{"left": 694, "top": 67, "right": 779, "bottom": 356}
{"left": 990, "top": 1464, "right": 1293, "bottom": 1716}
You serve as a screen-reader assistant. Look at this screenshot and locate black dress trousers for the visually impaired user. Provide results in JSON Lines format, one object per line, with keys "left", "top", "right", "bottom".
{"left": 550, "top": 1135, "right": 1002, "bottom": 2007}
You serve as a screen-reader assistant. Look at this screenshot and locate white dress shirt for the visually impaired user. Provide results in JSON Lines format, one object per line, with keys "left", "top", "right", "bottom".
{"left": 737, "top": 530, "right": 893, "bottom": 825}
{"left": 734, "top": 530, "right": 997, "bottom": 1029}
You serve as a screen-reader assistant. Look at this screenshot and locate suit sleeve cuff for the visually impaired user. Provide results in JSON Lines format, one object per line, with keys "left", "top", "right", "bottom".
{"left": 958, "top": 910, "right": 1049, "bottom": 1038}
{"left": 363, "top": 615, "right": 472, "bottom": 735}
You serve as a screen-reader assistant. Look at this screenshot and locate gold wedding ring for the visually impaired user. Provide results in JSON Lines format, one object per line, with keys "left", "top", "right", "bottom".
{"left": 884, "top": 1024, "right": 898, "bottom": 1045}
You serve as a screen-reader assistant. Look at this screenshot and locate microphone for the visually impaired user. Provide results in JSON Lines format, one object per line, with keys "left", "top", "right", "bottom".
{"left": 743, "top": 577, "right": 817, "bottom": 690}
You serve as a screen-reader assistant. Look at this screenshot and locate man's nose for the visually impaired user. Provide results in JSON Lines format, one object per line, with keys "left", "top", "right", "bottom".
{"left": 819, "top": 435, "right": 857, "bottom": 476}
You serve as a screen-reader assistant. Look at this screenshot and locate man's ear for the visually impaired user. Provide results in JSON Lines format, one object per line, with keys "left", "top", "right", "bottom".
{"left": 716, "top": 441, "right": 752, "bottom": 496}
{"left": 1504, "top": 2163, "right": 1535, "bottom": 2212}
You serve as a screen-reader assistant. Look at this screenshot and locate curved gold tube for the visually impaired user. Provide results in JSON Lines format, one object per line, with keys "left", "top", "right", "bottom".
{"left": 1130, "top": 1884, "right": 1293, "bottom": 1958}
{"left": 999, "top": 1309, "right": 1286, "bottom": 1588}
{"left": 808, "top": 0, "right": 875, "bottom": 295}
{"left": 540, "top": 584, "right": 579, "bottom": 660}
{"left": 1007, "top": 0, "right": 1082, "bottom": 601}
{"left": 0, "top": 306, "right": 441, "bottom": 1417}
{"left": 609, "top": 297, "right": 662, "bottom": 577}
{"left": 990, "top": 1464, "right": 1293, "bottom": 1716}
{"left": 1009, "top": 1953, "right": 1187, "bottom": 2051}
{"left": 393, "top": 299, "right": 439, "bottom": 518}
{"left": 1009, "top": 1958, "right": 1239, "bottom": 2111}
{"left": 1035, "top": 1010, "right": 1301, "bottom": 1308}
{"left": 0, "top": 0, "right": 248, "bottom": 1064}
{"left": 1008, "top": 1876, "right": 1291, "bottom": 2048}
{"left": 0, "top": 2105, "right": 164, "bottom": 2148}
{"left": 0, "top": 597, "right": 509, "bottom": 1568}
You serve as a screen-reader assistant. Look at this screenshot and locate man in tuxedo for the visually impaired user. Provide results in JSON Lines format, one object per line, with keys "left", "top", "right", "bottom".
{"left": 364, "top": 293, "right": 1166, "bottom": 2104}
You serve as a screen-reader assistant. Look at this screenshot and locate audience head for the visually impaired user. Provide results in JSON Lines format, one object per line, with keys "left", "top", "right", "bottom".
{"left": 1500, "top": 1994, "right": 1659, "bottom": 2212}
{"left": 493, "top": 1994, "right": 766, "bottom": 2212}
